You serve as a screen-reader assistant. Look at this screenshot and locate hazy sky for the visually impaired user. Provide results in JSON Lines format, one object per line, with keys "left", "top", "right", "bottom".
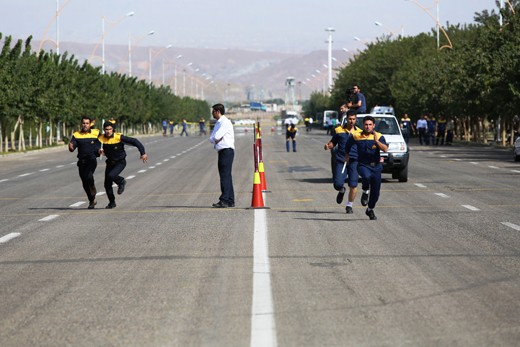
{"left": 2, "top": 0, "right": 499, "bottom": 53}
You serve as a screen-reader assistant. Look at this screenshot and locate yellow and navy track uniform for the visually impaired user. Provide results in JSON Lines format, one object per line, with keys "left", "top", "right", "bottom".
{"left": 331, "top": 125, "right": 362, "bottom": 189}
{"left": 436, "top": 118, "right": 447, "bottom": 145}
{"left": 345, "top": 131, "right": 387, "bottom": 209}
{"left": 70, "top": 129, "right": 101, "bottom": 203}
{"left": 286, "top": 126, "right": 297, "bottom": 152}
{"left": 400, "top": 118, "right": 412, "bottom": 143}
{"left": 426, "top": 117, "right": 436, "bottom": 145}
{"left": 98, "top": 133, "right": 146, "bottom": 203}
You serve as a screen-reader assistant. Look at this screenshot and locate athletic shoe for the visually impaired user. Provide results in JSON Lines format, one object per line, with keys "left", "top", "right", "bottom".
{"left": 88, "top": 199, "right": 97, "bottom": 209}
{"left": 336, "top": 190, "right": 345, "bottom": 204}
{"left": 361, "top": 192, "right": 369, "bottom": 206}
{"left": 365, "top": 209, "right": 377, "bottom": 220}
{"left": 212, "top": 201, "right": 229, "bottom": 208}
{"left": 117, "top": 179, "right": 126, "bottom": 195}
{"left": 345, "top": 206, "right": 353, "bottom": 214}
{"left": 106, "top": 202, "right": 117, "bottom": 209}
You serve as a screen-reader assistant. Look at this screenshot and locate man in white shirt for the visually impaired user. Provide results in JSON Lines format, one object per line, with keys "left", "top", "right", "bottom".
{"left": 210, "top": 103, "right": 235, "bottom": 208}
{"left": 416, "top": 115, "right": 428, "bottom": 145}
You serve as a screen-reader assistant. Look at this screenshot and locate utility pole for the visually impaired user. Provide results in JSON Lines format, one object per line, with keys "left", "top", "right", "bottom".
{"left": 325, "top": 28, "right": 335, "bottom": 94}
{"left": 500, "top": 0, "right": 504, "bottom": 26}
{"left": 437, "top": 1, "right": 440, "bottom": 50}
{"left": 128, "top": 36, "right": 132, "bottom": 76}
{"left": 56, "top": 0, "right": 60, "bottom": 55}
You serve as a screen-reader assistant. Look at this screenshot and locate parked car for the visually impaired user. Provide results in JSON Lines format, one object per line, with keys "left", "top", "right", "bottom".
{"left": 330, "top": 113, "right": 409, "bottom": 182}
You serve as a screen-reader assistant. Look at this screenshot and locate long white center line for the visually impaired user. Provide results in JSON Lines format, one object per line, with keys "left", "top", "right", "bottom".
{"left": 501, "top": 222, "right": 520, "bottom": 231}
{"left": 462, "top": 205, "right": 480, "bottom": 211}
{"left": 39, "top": 215, "right": 59, "bottom": 222}
{"left": 0, "top": 233, "right": 21, "bottom": 244}
{"left": 435, "top": 193, "right": 450, "bottom": 198}
{"left": 251, "top": 194, "right": 277, "bottom": 347}
{"left": 414, "top": 183, "right": 427, "bottom": 189}
{"left": 69, "top": 201, "right": 86, "bottom": 207}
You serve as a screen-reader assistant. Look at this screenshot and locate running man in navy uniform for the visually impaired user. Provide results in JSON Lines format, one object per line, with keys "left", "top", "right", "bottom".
{"left": 286, "top": 123, "right": 297, "bottom": 152}
{"left": 324, "top": 109, "right": 362, "bottom": 214}
{"left": 344, "top": 116, "right": 388, "bottom": 220}
{"left": 69, "top": 116, "right": 101, "bottom": 209}
{"left": 98, "top": 122, "right": 148, "bottom": 209}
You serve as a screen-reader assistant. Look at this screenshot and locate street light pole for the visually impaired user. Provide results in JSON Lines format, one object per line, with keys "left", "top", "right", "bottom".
{"left": 325, "top": 28, "right": 335, "bottom": 94}
{"left": 437, "top": 0, "right": 440, "bottom": 49}
{"left": 56, "top": 0, "right": 59, "bottom": 55}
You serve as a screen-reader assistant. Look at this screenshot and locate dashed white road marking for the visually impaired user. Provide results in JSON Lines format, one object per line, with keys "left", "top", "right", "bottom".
{"left": 138, "top": 170, "right": 147, "bottom": 173}
{"left": 126, "top": 175, "right": 136, "bottom": 180}
{"left": 0, "top": 179, "right": 9, "bottom": 183}
{"left": 511, "top": 170, "right": 520, "bottom": 174}
{"left": 440, "top": 155, "right": 447, "bottom": 158}
{"left": 39, "top": 215, "right": 59, "bottom": 222}
{"left": 182, "top": 151, "right": 187, "bottom": 153}
{"left": 462, "top": 205, "right": 480, "bottom": 211}
{"left": 163, "top": 159, "right": 169, "bottom": 161}
{"left": 18, "top": 173, "right": 35, "bottom": 177}
{"left": 177, "top": 153, "right": 182, "bottom": 156}
{"left": 170, "top": 156, "right": 176, "bottom": 159}
{"left": 489, "top": 166, "right": 499, "bottom": 169}
{"left": 69, "top": 201, "right": 86, "bottom": 207}
{"left": 470, "top": 162, "right": 479, "bottom": 165}
{"left": 251, "top": 196, "right": 277, "bottom": 347}
{"left": 39, "top": 169, "right": 50, "bottom": 172}
{"left": 69, "top": 162, "right": 75, "bottom": 165}
{"left": 56, "top": 165, "right": 64, "bottom": 168}
{"left": 96, "top": 192, "right": 106, "bottom": 196}
{"left": 435, "top": 193, "right": 450, "bottom": 198}
{"left": 501, "top": 222, "right": 520, "bottom": 231}
{"left": 156, "top": 163, "right": 162, "bottom": 165}
{"left": 149, "top": 166, "right": 156, "bottom": 169}
{"left": 415, "top": 183, "right": 427, "bottom": 189}
{"left": 0, "top": 233, "right": 21, "bottom": 244}
{"left": 454, "top": 159, "right": 462, "bottom": 161}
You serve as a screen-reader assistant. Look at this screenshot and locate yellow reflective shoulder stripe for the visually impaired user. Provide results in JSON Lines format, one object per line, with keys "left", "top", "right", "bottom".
{"left": 73, "top": 131, "right": 98, "bottom": 139}
{"left": 99, "top": 133, "right": 122, "bottom": 144}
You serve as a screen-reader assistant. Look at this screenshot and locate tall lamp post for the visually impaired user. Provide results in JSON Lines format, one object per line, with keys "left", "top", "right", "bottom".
{"left": 89, "top": 11, "right": 134, "bottom": 74}
{"left": 404, "top": 0, "right": 452, "bottom": 50}
{"left": 354, "top": 37, "right": 367, "bottom": 45}
{"left": 169, "top": 62, "right": 192, "bottom": 94}
{"left": 141, "top": 44, "right": 172, "bottom": 81}
{"left": 155, "top": 55, "right": 182, "bottom": 85}
{"left": 119, "top": 30, "right": 154, "bottom": 76}
{"left": 38, "top": 0, "right": 72, "bottom": 55}
{"left": 374, "top": 21, "right": 404, "bottom": 39}
{"left": 331, "top": 57, "right": 346, "bottom": 67}
{"left": 325, "top": 28, "right": 335, "bottom": 94}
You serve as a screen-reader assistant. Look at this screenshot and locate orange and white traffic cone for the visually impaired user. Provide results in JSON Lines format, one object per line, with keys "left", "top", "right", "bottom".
{"left": 258, "top": 138, "right": 269, "bottom": 192}
{"left": 249, "top": 144, "right": 269, "bottom": 209}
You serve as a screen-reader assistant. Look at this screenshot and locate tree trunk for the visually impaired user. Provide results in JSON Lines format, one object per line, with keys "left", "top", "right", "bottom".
{"left": 39, "top": 120, "right": 43, "bottom": 148}
{"left": 501, "top": 117, "right": 506, "bottom": 146}
{"left": 481, "top": 117, "right": 488, "bottom": 144}
{"left": 5, "top": 121, "right": 9, "bottom": 152}
{"left": 11, "top": 115, "right": 21, "bottom": 151}
{"left": 0, "top": 120, "right": 3, "bottom": 153}
{"left": 18, "top": 115, "right": 25, "bottom": 151}
{"left": 461, "top": 117, "right": 467, "bottom": 141}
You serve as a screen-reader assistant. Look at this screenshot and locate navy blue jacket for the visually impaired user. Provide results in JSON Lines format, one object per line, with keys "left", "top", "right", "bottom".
{"left": 98, "top": 133, "right": 146, "bottom": 162}
{"left": 331, "top": 125, "right": 361, "bottom": 161}
{"left": 70, "top": 129, "right": 101, "bottom": 160}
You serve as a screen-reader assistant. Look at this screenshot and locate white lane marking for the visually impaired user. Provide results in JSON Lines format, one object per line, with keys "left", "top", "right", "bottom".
{"left": 501, "top": 222, "right": 520, "bottom": 231}
{"left": 414, "top": 183, "right": 427, "bottom": 189}
{"left": 69, "top": 162, "right": 75, "bottom": 165}
{"left": 170, "top": 156, "right": 176, "bottom": 159}
{"left": 0, "top": 179, "right": 9, "bottom": 183}
{"left": 435, "top": 193, "right": 450, "bottom": 198}
{"left": 149, "top": 166, "right": 156, "bottom": 169}
{"left": 39, "top": 215, "right": 59, "bottom": 222}
{"left": 489, "top": 166, "right": 499, "bottom": 169}
{"left": 440, "top": 155, "right": 447, "bottom": 158}
{"left": 470, "top": 162, "right": 479, "bottom": 165}
{"left": 156, "top": 163, "right": 162, "bottom": 165}
{"left": 0, "top": 233, "right": 21, "bottom": 244}
{"left": 138, "top": 170, "right": 147, "bottom": 173}
{"left": 511, "top": 170, "right": 520, "bottom": 173}
{"left": 56, "top": 165, "right": 64, "bottom": 168}
{"left": 69, "top": 201, "right": 86, "bottom": 207}
{"left": 126, "top": 175, "right": 136, "bottom": 180}
{"left": 39, "top": 169, "right": 50, "bottom": 172}
{"left": 454, "top": 159, "right": 462, "bottom": 161}
{"left": 462, "top": 205, "right": 480, "bottom": 211}
{"left": 18, "top": 173, "right": 35, "bottom": 177}
{"left": 177, "top": 153, "right": 182, "bottom": 155}
{"left": 251, "top": 195, "right": 277, "bottom": 347}
{"left": 182, "top": 151, "right": 187, "bottom": 153}
{"left": 429, "top": 152, "right": 434, "bottom": 155}
{"left": 96, "top": 192, "right": 106, "bottom": 196}
{"left": 163, "top": 159, "right": 169, "bottom": 161}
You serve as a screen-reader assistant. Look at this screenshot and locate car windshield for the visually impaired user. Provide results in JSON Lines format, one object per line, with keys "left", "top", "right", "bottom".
{"left": 356, "top": 117, "right": 401, "bottom": 135}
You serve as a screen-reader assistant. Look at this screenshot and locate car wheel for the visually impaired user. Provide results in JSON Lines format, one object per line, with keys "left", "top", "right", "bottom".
{"left": 392, "top": 171, "right": 399, "bottom": 179}
{"left": 398, "top": 166, "right": 408, "bottom": 182}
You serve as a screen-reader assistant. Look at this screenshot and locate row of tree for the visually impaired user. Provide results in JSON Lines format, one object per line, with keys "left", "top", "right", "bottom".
{"left": 304, "top": 1, "right": 520, "bottom": 145}
{"left": 0, "top": 34, "right": 210, "bottom": 152}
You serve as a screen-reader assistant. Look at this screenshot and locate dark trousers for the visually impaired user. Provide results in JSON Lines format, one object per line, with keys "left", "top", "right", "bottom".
{"left": 105, "top": 159, "right": 126, "bottom": 203}
{"left": 436, "top": 129, "right": 446, "bottom": 145}
{"left": 418, "top": 128, "right": 426, "bottom": 144}
{"left": 358, "top": 163, "right": 382, "bottom": 210}
{"left": 181, "top": 128, "right": 188, "bottom": 136}
{"left": 446, "top": 130, "right": 454, "bottom": 144}
{"left": 217, "top": 148, "right": 235, "bottom": 204}
{"left": 77, "top": 159, "right": 97, "bottom": 202}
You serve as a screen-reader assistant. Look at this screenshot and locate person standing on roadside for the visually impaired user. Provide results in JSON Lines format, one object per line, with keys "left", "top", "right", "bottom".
{"left": 326, "top": 117, "right": 333, "bottom": 135}
{"left": 343, "top": 116, "right": 388, "bottom": 220}
{"left": 210, "top": 104, "right": 235, "bottom": 208}
{"left": 98, "top": 122, "right": 148, "bottom": 209}
{"left": 180, "top": 119, "right": 188, "bottom": 137}
{"left": 436, "top": 115, "right": 447, "bottom": 145}
{"left": 199, "top": 118, "right": 206, "bottom": 136}
{"left": 68, "top": 116, "right": 101, "bottom": 209}
{"left": 426, "top": 113, "right": 436, "bottom": 145}
{"left": 162, "top": 119, "right": 168, "bottom": 136}
{"left": 416, "top": 115, "right": 428, "bottom": 145}
{"left": 446, "top": 117, "right": 454, "bottom": 145}
{"left": 400, "top": 114, "right": 414, "bottom": 144}
{"left": 324, "top": 109, "right": 362, "bottom": 214}
{"left": 347, "top": 84, "right": 366, "bottom": 114}
{"left": 169, "top": 120, "right": 175, "bottom": 136}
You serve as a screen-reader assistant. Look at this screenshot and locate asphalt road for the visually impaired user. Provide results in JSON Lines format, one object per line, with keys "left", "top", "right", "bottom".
{"left": 1, "top": 128, "right": 519, "bottom": 346}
